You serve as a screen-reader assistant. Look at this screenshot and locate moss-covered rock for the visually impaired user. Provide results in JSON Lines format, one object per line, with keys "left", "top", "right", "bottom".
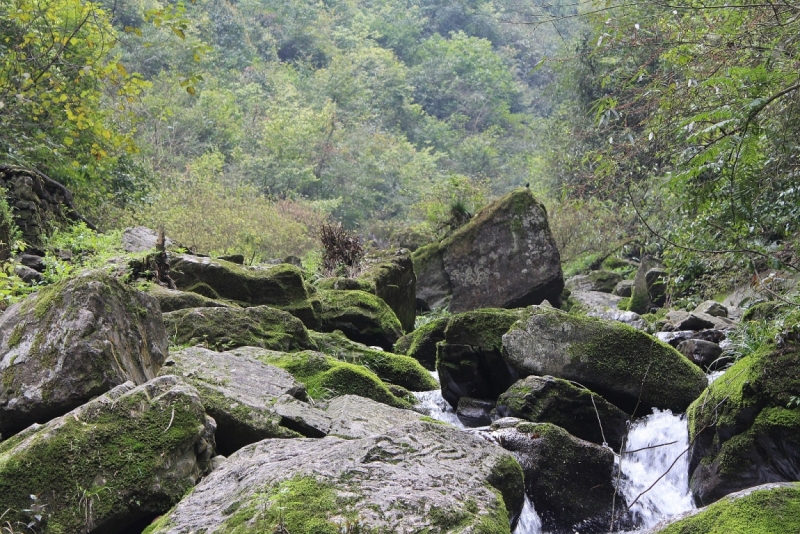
{"left": 227, "top": 347, "right": 412, "bottom": 409}
{"left": 169, "top": 253, "right": 320, "bottom": 326}
{"left": 356, "top": 248, "right": 417, "bottom": 333}
{"left": 317, "top": 289, "right": 403, "bottom": 350}
{"left": 163, "top": 306, "right": 315, "bottom": 352}
{"left": 629, "top": 257, "right": 664, "bottom": 314}
{"left": 311, "top": 330, "right": 437, "bottom": 391}
{"left": 741, "top": 301, "right": 787, "bottom": 322}
{"left": 647, "top": 482, "right": 800, "bottom": 534}
{"left": 495, "top": 375, "right": 629, "bottom": 451}
{"left": 414, "top": 188, "right": 564, "bottom": 313}
{"left": 491, "top": 421, "right": 618, "bottom": 533}
{"left": 0, "top": 376, "right": 215, "bottom": 534}
{"left": 437, "top": 308, "right": 530, "bottom": 408}
{"left": 502, "top": 306, "right": 707, "bottom": 414}
{"left": 146, "top": 283, "right": 230, "bottom": 312}
{"left": 394, "top": 316, "right": 448, "bottom": 370}
{"left": 686, "top": 331, "right": 800, "bottom": 505}
{"left": 160, "top": 346, "right": 331, "bottom": 454}
{"left": 0, "top": 270, "right": 168, "bottom": 438}
{"left": 143, "top": 420, "right": 523, "bottom": 534}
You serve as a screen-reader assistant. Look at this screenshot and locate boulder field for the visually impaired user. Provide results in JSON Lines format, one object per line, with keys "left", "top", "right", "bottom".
{"left": 1, "top": 179, "right": 796, "bottom": 533}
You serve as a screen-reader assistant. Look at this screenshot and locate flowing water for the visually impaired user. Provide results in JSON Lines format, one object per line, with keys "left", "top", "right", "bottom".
{"left": 413, "top": 368, "right": 726, "bottom": 533}
{"left": 617, "top": 409, "right": 694, "bottom": 531}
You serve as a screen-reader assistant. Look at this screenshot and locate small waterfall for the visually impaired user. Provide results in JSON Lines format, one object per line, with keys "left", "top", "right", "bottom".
{"left": 413, "top": 371, "right": 465, "bottom": 429}
{"left": 513, "top": 495, "right": 543, "bottom": 534}
{"left": 617, "top": 409, "right": 694, "bottom": 530}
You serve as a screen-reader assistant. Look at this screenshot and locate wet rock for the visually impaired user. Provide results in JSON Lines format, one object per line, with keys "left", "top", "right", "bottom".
{"left": 457, "top": 397, "right": 495, "bottom": 427}
{"left": 676, "top": 339, "right": 728, "bottom": 372}
{"left": 0, "top": 271, "right": 167, "bottom": 438}
{"left": 163, "top": 306, "right": 315, "bottom": 352}
{"left": 0, "top": 376, "right": 215, "bottom": 534}
{"left": 159, "top": 346, "right": 329, "bottom": 454}
{"left": 143, "top": 420, "right": 524, "bottom": 534}
{"left": 414, "top": 188, "right": 563, "bottom": 312}
{"left": 643, "top": 483, "right": 800, "bottom": 533}
{"left": 436, "top": 308, "right": 528, "bottom": 408}
{"left": 570, "top": 290, "right": 647, "bottom": 329}
{"left": 491, "top": 421, "right": 618, "bottom": 533}
{"left": 502, "top": 306, "right": 707, "bottom": 414}
{"left": 687, "top": 327, "right": 800, "bottom": 505}
{"left": 494, "top": 375, "right": 629, "bottom": 451}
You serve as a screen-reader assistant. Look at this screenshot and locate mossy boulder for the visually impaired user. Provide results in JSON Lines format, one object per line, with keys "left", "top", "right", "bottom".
{"left": 566, "top": 270, "right": 623, "bottom": 294}
{"left": 491, "top": 421, "right": 618, "bottom": 533}
{"left": 436, "top": 308, "right": 529, "bottom": 408}
{"left": 311, "top": 330, "right": 437, "bottom": 391}
{"left": 146, "top": 284, "right": 229, "bottom": 312}
{"left": 317, "top": 289, "right": 403, "bottom": 350}
{"left": 494, "top": 375, "right": 629, "bottom": 451}
{"left": 356, "top": 248, "right": 417, "bottom": 332}
{"left": 502, "top": 306, "right": 707, "bottom": 414}
{"left": 0, "top": 270, "right": 168, "bottom": 438}
{"left": 0, "top": 376, "right": 215, "bottom": 534}
{"left": 646, "top": 482, "right": 800, "bottom": 534}
{"left": 414, "top": 188, "right": 564, "bottom": 312}
{"left": 686, "top": 332, "right": 800, "bottom": 505}
{"left": 168, "top": 253, "right": 320, "bottom": 326}
{"left": 227, "top": 347, "right": 412, "bottom": 409}
{"left": 143, "top": 420, "right": 524, "bottom": 534}
{"left": 394, "top": 316, "right": 448, "bottom": 370}
{"left": 629, "top": 257, "right": 665, "bottom": 314}
{"left": 159, "top": 346, "right": 331, "bottom": 455}
{"left": 163, "top": 305, "right": 315, "bottom": 352}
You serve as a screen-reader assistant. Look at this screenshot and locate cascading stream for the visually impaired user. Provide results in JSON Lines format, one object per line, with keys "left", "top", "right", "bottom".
{"left": 616, "top": 409, "right": 694, "bottom": 531}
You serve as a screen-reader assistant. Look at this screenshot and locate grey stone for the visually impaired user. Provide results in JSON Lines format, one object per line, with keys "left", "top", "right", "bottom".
{"left": 570, "top": 290, "right": 647, "bottom": 329}
{"left": 456, "top": 396, "right": 495, "bottom": 427}
{"left": 694, "top": 300, "right": 729, "bottom": 318}
{"left": 676, "top": 339, "right": 728, "bottom": 371}
{"left": 16, "top": 254, "right": 45, "bottom": 272}
{"left": 13, "top": 264, "right": 42, "bottom": 283}
{"left": 159, "top": 346, "right": 329, "bottom": 454}
{"left": 629, "top": 257, "right": 663, "bottom": 314}
{"left": 325, "top": 394, "right": 425, "bottom": 439}
{"left": 144, "top": 420, "right": 525, "bottom": 533}
{"left": 121, "top": 226, "right": 176, "bottom": 253}
{"left": 0, "top": 271, "right": 167, "bottom": 438}
{"left": 613, "top": 279, "right": 634, "bottom": 297}
{"left": 146, "top": 284, "right": 228, "bottom": 312}
{"left": 414, "top": 188, "right": 563, "bottom": 312}
{"left": 566, "top": 270, "right": 623, "bottom": 293}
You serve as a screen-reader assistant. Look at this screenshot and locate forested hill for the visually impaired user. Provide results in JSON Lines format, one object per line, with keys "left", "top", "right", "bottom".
{"left": 2, "top": 0, "right": 799, "bottom": 299}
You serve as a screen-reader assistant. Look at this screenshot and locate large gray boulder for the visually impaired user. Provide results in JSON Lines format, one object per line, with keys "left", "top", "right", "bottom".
{"left": 160, "top": 346, "right": 331, "bottom": 454}
{"left": 0, "top": 376, "right": 215, "bottom": 534}
{"left": 0, "top": 271, "right": 168, "bottom": 438}
{"left": 494, "top": 375, "right": 629, "bottom": 451}
{"left": 168, "top": 253, "right": 320, "bottom": 326}
{"left": 566, "top": 270, "right": 623, "bottom": 293}
{"left": 121, "top": 226, "right": 176, "bottom": 253}
{"left": 502, "top": 307, "right": 707, "bottom": 414}
{"left": 146, "top": 284, "right": 228, "bottom": 313}
{"left": 628, "top": 257, "right": 665, "bottom": 314}
{"left": 414, "top": 188, "right": 563, "bottom": 312}
{"left": 490, "top": 420, "right": 618, "bottom": 533}
{"left": 358, "top": 248, "right": 417, "bottom": 332}
{"left": 144, "top": 420, "right": 525, "bottom": 533}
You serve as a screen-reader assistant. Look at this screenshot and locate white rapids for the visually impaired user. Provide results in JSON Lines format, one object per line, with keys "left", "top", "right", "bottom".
{"left": 513, "top": 495, "right": 544, "bottom": 534}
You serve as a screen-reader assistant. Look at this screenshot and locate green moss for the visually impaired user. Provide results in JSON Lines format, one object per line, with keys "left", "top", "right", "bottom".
{"left": 7, "top": 324, "right": 24, "bottom": 348}
{"left": 742, "top": 301, "right": 787, "bottom": 322}
{"left": 420, "top": 416, "right": 447, "bottom": 425}
{"left": 444, "top": 308, "right": 526, "bottom": 351}
{"left": 318, "top": 290, "right": 403, "bottom": 348}
{"left": 394, "top": 317, "right": 448, "bottom": 370}
{"left": 221, "top": 476, "right": 347, "bottom": 534}
{"left": 141, "top": 510, "right": 175, "bottom": 534}
{"left": 617, "top": 296, "right": 631, "bottom": 310}
{"left": 658, "top": 483, "right": 800, "bottom": 534}
{"left": 253, "top": 351, "right": 411, "bottom": 408}
{"left": 311, "top": 331, "right": 437, "bottom": 391}
{"left": 485, "top": 454, "right": 524, "bottom": 524}
{"left": 475, "top": 489, "right": 512, "bottom": 534}
{"left": 0, "top": 386, "right": 206, "bottom": 533}
{"left": 29, "top": 281, "right": 65, "bottom": 319}
{"left": 411, "top": 242, "right": 442, "bottom": 266}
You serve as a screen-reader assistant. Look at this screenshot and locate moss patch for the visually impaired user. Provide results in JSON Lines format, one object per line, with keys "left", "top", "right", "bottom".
{"left": 394, "top": 317, "right": 448, "bottom": 370}
{"left": 658, "top": 483, "right": 800, "bottom": 534}
{"left": 318, "top": 290, "right": 403, "bottom": 350}
{"left": 252, "top": 351, "right": 411, "bottom": 408}
{"left": 311, "top": 330, "right": 437, "bottom": 391}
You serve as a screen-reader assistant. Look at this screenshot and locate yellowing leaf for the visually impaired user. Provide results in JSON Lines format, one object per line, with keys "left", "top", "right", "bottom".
{"left": 186, "top": 86, "right": 196, "bottom": 95}
{"left": 63, "top": 137, "right": 74, "bottom": 146}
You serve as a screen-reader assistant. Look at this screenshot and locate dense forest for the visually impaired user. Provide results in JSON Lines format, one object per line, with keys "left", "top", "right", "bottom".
{"left": 1, "top": 0, "right": 799, "bottom": 300}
